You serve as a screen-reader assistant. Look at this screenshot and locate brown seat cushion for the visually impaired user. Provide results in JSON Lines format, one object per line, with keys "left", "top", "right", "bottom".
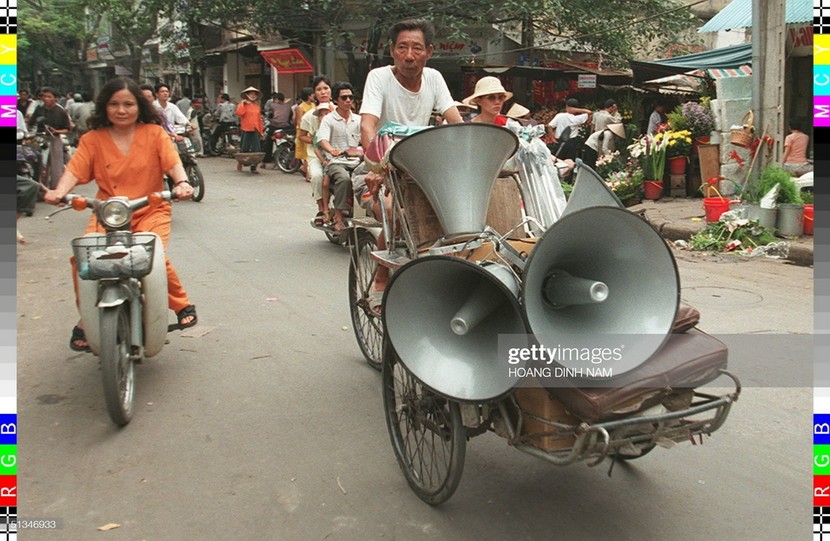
{"left": 549, "top": 329, "right": 727, "bottom": 423}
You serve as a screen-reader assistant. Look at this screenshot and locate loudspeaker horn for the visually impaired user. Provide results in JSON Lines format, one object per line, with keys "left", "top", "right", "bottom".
{"left": 383, "top": 256, "right": 529, "bottom": 401}
{"left": 522, "top": 206, "right": 679, "bottom": 377}
{"left": 388, "top": 123, "right": 519, "bottom": 238}
{"left": 562, "top": 160, "right": 624, "bottom": 216}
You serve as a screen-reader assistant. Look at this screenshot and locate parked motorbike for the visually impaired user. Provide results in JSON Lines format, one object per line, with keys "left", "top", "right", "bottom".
{"left": 47, "top": 191, "right": 179, "bottom": 426}
{"left": 273, "top": 129, "right": 302, "bottom": 174}
{"left": 166, "top": 138, "right": 205, "bottom": 202}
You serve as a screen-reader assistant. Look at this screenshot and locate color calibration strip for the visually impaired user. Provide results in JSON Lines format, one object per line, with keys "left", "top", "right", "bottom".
{"left": 816, "top": 5, "right": 830, "bottom": 539}
{"left": 0, "top": 0, "right": 17, "bottom": 539}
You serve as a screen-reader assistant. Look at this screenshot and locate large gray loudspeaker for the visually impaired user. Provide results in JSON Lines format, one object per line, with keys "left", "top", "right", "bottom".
{"left": 388, "top": 123, "right": 519, "bottom": 238}
{"left": 383, "top": 256, "right": 528, "bottom": 401}
{"left": 522, "top": 206, "right": 679, "bottom": 376}
{"left": 562, "top": 160, "right": 624, "bottom": 216}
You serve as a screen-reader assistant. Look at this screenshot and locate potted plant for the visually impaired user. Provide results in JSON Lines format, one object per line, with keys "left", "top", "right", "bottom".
{"left": 757, "top": 166, "right": 803, "bottom": 237}
{"left": 681, "top": 101, "right": 715, "bottom": 150}
{"left": 665, "top": 130, "right": 693, "bottom": 175}
{"left": 744, "top": 166, "right": 803, "bottom": 233}
{"left": 606, "top": 169, "right": 644, "bottom": 206}
{"left": 628, "top": 133, "right": 668, "bottom": 199}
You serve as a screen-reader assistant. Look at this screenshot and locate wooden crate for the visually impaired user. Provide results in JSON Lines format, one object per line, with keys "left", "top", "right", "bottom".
{"left": 669, "top": 174, "right": 686, "bottom": 197}
{"left": 514, "top": 387, "right": 579, "bottom": 451}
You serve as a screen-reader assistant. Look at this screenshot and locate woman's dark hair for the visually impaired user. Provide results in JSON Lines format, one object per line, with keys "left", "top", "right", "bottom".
{"left": 300, "top": 87, "right": 314, "bottom": 101}
{"left": 312, "top": 75, "right": 331, "bottom": 93}
{"left": 89, "top": 77, "right": 163, "bottom": 130}
{"left": 389, "top": 19, "right": 436, "bottom": 46}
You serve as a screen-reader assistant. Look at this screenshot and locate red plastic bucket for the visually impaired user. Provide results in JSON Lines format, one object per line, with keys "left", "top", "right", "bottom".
{"left": 643, "top": 180, "right": 663, "bottom": 200}
{"left": 668, "top": 156, "right": 686, "bottom": 175}
{"left": 703, "top": 197, "right": 730, "bottom": 223}
{"left": 804, "top": 204, "right": 814, "bottom": 236}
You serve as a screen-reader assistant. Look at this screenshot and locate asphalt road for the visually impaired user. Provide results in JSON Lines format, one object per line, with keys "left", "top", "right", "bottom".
{"left": 16, "top": 157, "right": 813, "bottom": 540}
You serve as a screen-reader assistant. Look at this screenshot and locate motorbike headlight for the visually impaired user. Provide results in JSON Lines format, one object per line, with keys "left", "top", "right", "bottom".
{"left": 100, "top": 200, "right": 131, "bottom": 229}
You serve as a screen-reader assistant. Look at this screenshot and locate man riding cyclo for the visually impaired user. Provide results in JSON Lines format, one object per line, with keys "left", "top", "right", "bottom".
{"left": 356, "top": 18, "right": 462, "bottom": 312}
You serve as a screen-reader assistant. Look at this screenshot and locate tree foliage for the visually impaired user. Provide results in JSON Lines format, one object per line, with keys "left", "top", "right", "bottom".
{"left": 18, "top": 0, "right": 92, "bottom": 89}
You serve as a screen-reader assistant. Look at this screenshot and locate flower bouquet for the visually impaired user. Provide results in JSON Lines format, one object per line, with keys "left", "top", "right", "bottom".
{"left": 681, "top": 101, "right": 715, "bottom": 140}
{"left": 664, "top": 130, "right": 693, "bottom": 158}
{"left": 627, "top": 133, "right": 669, "bottom": 180}
{"left": 606, "top": 169, "right": 644, "bottom": 203}
{"left": 594, "top": 150, "right": 625, "bottom": 179}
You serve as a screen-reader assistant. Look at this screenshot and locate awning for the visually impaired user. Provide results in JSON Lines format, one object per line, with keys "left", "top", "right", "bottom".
{"left": 629, "top": 43, "right": 752, "bottom": 84}
{"left": 464, "top": 64, "right": 630, "bottom": 84}
{"left": 260, "top": 49, "right": 313, "bottom": 73}
{"left": 699, "top": 0, "right": 811, "bottom": 33}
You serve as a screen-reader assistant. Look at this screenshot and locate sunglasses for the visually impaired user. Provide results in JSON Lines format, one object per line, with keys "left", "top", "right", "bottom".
{"left": 339, "top": 95, "right": 355, "bottom": 101}
{"left": 483, "top": 94, "right": 507, "bottom": 101}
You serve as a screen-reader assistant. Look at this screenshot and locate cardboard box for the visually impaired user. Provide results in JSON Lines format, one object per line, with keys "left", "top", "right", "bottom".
{"left": 514, "top": 387, "right": 579, "bottom": 451}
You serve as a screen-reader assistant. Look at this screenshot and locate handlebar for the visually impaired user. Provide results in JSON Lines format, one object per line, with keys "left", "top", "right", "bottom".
{"left": 46, "top": 191, "right": 174, "bottom": 220}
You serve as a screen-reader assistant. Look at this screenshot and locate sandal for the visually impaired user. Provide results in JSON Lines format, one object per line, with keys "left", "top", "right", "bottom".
{"left": 313, "top": 212, "right": 325, "bottom": 226}
{"left": 176, "top": 305, "right": 198, "bottom": 330}
{"left": 69, "top": 325, "right": 91, "bottom": 352}
{"left": 367, "top": 290, "right": 384, "bottom": 316}
{"left": 333, "top": 221, "right": 346, "bottom": 233}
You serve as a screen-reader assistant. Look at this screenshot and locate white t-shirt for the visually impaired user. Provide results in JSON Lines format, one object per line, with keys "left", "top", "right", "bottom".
{"left": 360, "top": 66, "right": 454, "bottom": 127}
{"left": 154, "top": 100, "right": 190, "bottom": 133}
{"left": 547, "top": 112, "right": 589, "bottom": 139}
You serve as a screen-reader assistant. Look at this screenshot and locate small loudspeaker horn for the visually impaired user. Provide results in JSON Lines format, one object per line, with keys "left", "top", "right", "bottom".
{"left": 388, "top": 123, "right": 519, "bottom": 238}
{"left": 383, "top": 256, "right": 528, "bottom": 401}
{"left": 522, "top": 206, "right": 679, "bottom": 376}
{"left": 562, "top": 160, "right": 624, "bottom": 216}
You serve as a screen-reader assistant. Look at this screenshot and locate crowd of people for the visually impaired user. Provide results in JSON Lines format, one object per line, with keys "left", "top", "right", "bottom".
{"left": 16, "top": 17, "right": 812, "bottom": 354}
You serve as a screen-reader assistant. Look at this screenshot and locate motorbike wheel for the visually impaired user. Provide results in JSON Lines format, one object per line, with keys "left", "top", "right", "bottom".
{"left": 100, "top": 304, "right": 135, "bottom": 426}
{"left": 382, "top": 341, "right": 466, "bottom": 505}
{"left": 187, "top": 164, "right": 205, "bottom": 202}
{"left": 348, "top": 230, "right": 383, "bottom": 369}
{"left": 276, "top": 144, "right": 301, "bottom": 174}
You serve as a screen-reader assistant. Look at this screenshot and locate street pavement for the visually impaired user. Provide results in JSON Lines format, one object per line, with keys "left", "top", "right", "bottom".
{"left": 15, "top": 157, "right": 813, "bottom": 540}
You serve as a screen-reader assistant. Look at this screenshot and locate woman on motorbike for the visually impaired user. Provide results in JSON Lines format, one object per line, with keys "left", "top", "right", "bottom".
{"left": 298, "top": 76, "right": 334, "bottom": 221}
{"left": 44, "top": 76, "right": 197, "bottom": 352}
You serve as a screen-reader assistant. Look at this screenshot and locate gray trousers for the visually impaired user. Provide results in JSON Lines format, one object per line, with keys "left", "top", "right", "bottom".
{"left": 327, "top": 163, "right": 355, "bottom": 211}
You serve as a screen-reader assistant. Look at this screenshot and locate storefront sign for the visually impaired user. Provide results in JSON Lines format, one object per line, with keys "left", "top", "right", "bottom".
{"left": 577, "top": 74, "right": 596, "bottom": 88}
{"left": 260, "top": 49, "right": 313, "bottom": 74}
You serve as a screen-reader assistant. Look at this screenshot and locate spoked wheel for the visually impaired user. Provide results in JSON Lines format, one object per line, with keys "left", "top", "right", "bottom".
{"left": 348, "top": 230, "right": 383, "bottom": 369}
{"left": 100, "top": 304, "right": 135, "bottom": 426}
{"left": 187, "top": 163, "right": 205, "bottom": 202}
{"left": 277, "top": 145, "right": 301, "bottom": 173}
{"left": 382, "top": 342, "right": 466, "bottom": 505}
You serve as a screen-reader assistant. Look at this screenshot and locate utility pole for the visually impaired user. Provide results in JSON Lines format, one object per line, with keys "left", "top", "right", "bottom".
{"left": 751, "top": 0, "right": 786, "bottom": 174}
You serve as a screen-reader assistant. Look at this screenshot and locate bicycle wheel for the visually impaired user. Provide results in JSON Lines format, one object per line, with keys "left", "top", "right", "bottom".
{"left": 348, "top": 230, "right": 383, "bottom": 369}
{"left": 187, "top": 164, "right": 205, "bottom": 202}
{"left": 277, "top": 144, "right": 301, "bottom": 173}
{"left": 382, "top": 342, "right": 466, "bottom": 505}
{"left": 100, "top": 304, "right": 135, "bottom": 426}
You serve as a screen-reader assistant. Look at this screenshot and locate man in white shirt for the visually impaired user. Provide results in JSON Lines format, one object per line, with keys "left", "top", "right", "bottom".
{"left": 154, "top": 83, "right": 191, "bottom": 139}
{"left": 357, "top": 19, "right": 463, "bottom": 307}
{"left": 317, "top": 82, "right": 362, "bottom": 232}
{"left": 547, "top": 98, "right": 592, "bottom": 159}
